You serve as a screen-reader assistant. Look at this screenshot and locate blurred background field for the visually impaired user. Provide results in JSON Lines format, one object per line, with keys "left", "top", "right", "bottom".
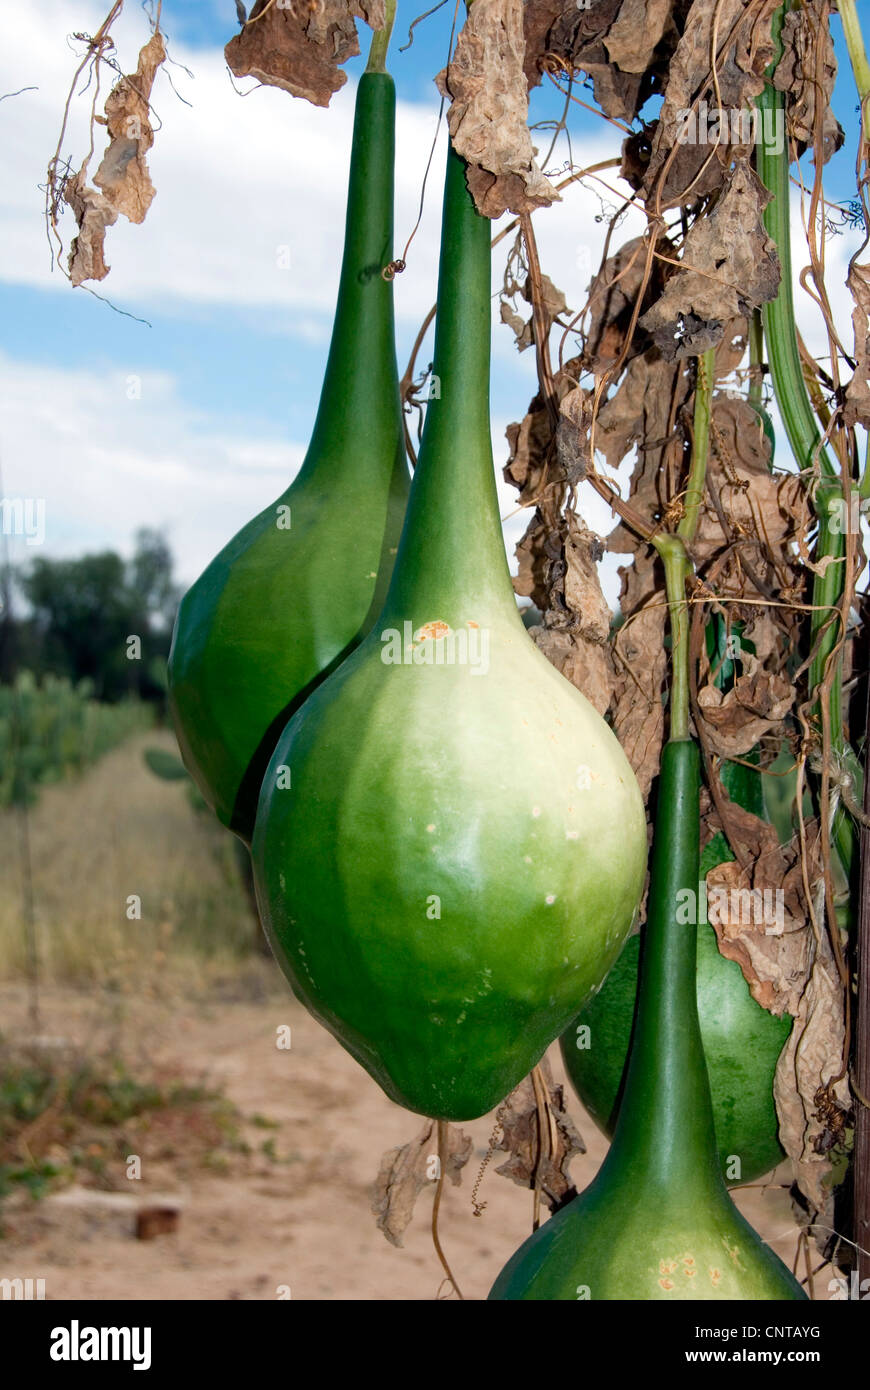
{"left": 0, "top": 725, "right": 265, "bottom": 986}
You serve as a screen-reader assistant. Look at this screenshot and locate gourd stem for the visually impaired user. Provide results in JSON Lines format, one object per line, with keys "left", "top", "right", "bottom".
{"left": 678, "top": 348, "right": 714, "bottom": 546}
{"left": 839, "top": 0, "right": 870, "bottom": 136}
{"left": 757, "top": 5, "right": 851, "bottom": 865}
{"left": 365, "top": 0, "right": 397, "bottom": 74}
{"left": 652, "top": 536, "right": 691, "bottom": 743}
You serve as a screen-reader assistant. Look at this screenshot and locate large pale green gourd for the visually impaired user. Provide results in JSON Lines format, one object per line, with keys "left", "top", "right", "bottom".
{"left": 251, "top": 144, "right": 648, "bottom": 1121}
{"left": 490, "top": 741, "right": 805, "bottom": 1301}
{"left": 168, "top": 70, "right": 409, "bottom": 841}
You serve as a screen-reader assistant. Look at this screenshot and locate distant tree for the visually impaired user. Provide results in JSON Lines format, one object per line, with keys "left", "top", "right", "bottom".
{"left": 13, "top": 531, "right": 180, "bottom": 701}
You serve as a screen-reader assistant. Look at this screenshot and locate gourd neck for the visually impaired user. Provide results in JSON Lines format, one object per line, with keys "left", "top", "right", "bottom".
{"left": 296, "top": 71, "right": 401, "bottom": 490}
{"left": 603, "top": 739, "right": 723, "bottom": 1194}
{"left": 380, "top": 144, "right": 521, "bottom": 627}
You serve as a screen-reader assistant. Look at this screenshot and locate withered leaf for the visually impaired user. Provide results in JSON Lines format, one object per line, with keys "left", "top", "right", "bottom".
{"left": 691, "top": 395, "right": 809, "bottom": 602}
{"left": 774, "top": 943, "right": 851, "bottom": 1211}
{"left": 524, "top": 0, "right": 647, "bottom": 122}
{"left": 93, "top": 29, "right": 166, "bottom": 224}
{"left": 532, "top": 625, "right": 615, "bottom": 716}
{"left": 501, "top": 268, "right": 569, "bottom": 353}
{"left": 493, "top": 1057, "right": 584, "bottom": 1211}
{"left": 773, "top": 0, "right": 843, "bottom": 162}
{"left": 642, "top": 0, "right": 779, "bottom": 206}
{"left": 844, "top": 258, "right": 870, "bottom": 431}
{"left": 527, "top": 513, "right": 616, "bottom": 715}
{"left": 225, "top": 0, "right": 384, "bottom": 107}
{"left": 64, "top": 172, "right": 118, "bottom": 287}
{"left": 697, "top": 658, "right": 793, "bottom": 758}
{"left": 603, "top": 0, "right": 671, "bottom": 76}
{"left": 438, "top": 0, "right": 558, "bottom": 217}
{"left": 65, "top": 27, "right": 166, "bottom": 286}
{"left": 640, "top": 162, "right": 779, "bottom": 359}
{"left": 582, "top": 236, "right": 666, "bottom": 373}
{"left": 705, "top": 820, "right": 814, "bottom": 1016}
{"left": 370, "top": 1119, "right": 472, "bottom": 1247}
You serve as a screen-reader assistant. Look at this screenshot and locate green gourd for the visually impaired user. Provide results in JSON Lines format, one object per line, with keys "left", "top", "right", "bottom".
{"left": 168, "top": 66, "right": 409, "bottom": 841}
{"left": 490, "top": 740, "right": 805, "bottom": 1301}
{"left": 560, "top": 755, "right": 790, "bottom": 1187}
{"left": 251, "top": 143, "right": 648, "bottom": 1122}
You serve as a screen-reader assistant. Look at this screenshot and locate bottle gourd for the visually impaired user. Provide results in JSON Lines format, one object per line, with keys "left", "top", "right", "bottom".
{"left": 168, "top": 63, "right": 409, "bottom": 841}
{"left": 560, "top": 758, "right": 789, "bottom": 1187}
{"left": 491, "top": 739, "right": 805, "bottom": 1300}
{"left": 252, "top": 144, "right": 648, "bottom": 1121}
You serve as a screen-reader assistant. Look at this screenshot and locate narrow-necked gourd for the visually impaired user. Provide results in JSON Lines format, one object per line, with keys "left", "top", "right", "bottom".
{"left": 490, "top": 738, "right": 805, "bottom": 1300}
{"left": 168, "top": 36, "right": 409, "bottom": 841}
{"left": 251, "top": 142, "right": 648, "bottom": 1121}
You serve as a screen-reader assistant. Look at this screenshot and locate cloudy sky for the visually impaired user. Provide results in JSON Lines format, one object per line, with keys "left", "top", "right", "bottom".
{"left": 0, "top": 0, "right": 865, "bottom": 605}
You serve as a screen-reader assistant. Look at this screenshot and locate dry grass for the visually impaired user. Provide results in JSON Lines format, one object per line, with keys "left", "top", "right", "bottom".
{"left": 0, "top": 728, "right": 277, "bottom": 995}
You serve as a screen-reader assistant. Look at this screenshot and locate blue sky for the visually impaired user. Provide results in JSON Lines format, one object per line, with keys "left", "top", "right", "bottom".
{"left": 0, "top": 1, "right": 865, "bottom": 598}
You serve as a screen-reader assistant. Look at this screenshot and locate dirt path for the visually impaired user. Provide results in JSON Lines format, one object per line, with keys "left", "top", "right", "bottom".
{"left": 0, "top": 981, "right": 814, "bottom": 1301}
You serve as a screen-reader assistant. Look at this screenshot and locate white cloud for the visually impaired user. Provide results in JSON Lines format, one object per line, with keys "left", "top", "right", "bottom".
{"left": 0, "top": 351, "right": 305, "bottom": 585}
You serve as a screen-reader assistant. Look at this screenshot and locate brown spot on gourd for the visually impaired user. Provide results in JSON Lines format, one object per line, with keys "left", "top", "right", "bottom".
{"left": 658, "top": 1278, "right": 675, "bottom": 1291}
{"left": 709, "top": 1267, "right": 721, "bottom": 1287}
{"left": 659, "top": 1259, "right": 678, "bottom": 1276}
{"left": 467, "top": 621, "right": 479, "bottom": 629}
{"left": 415, "top": 621, "right": 450, "bottom": 641}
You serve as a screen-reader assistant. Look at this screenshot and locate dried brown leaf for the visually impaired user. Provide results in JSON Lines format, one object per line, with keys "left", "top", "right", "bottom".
{"left": 438, "top": 0, "right": 558, "bottom": 217}
{"left": 691, "top": 396, "right": 809, "bottom": 601}
{"left": 697, "top": 659, "right": 793, "bottom": 758}
{"left": 609, "top": 550, "right": 668, "bottom": 797}
{"left": 844, "top": 258, "right": 870, "bottom": 431}
{"left": 501, "top": 270, "right": 569, "bottom": 352}
{"left": 524, "top": 0, "right": 649, "bottom": 121}
{"left": 526, "top": 514, "right": 616, "bottom": 715}
{"left": 603, "top": 0, "right": 671, "bottom": 76}
{"left": 64, "top": 26, "right": 166, "bottom": 286}
{"left": 64, "top": 172, "right": 118, "bottom": 287}
{"left": 493, "top": 1057, "right": 584, "bottom": 1210}
{"left": 532, "top": 625, "right": 615, "bottom": 716}
{"left": 773, "top": 1, "right": 843, "bottom": 162}
{"left": 93, "top": 29, "right": 166, "bottom": 223}
{"left": 774, "top": 945, "right": 851, "bottom": 1210}
{"left": 642, "top": 0, "right": 779, "bottom": 206}
{"left": 705, "top": 823, "right": 815, "bottom": 1016}
{"left": 640, "top": 161, "right": 779, "bottom": 359}
{"left": 370, "top": 1119, "right": 472, "bottom": 1247}
{"left": 225, "top": 0, "right": 383, "bottom": 106}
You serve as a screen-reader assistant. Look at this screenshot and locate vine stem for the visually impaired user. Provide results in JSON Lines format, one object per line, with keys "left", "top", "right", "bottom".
{"left": 678, "top": 348, "right": 715, "bottom": 546}
{"left": 856, "top": 657, "right": 870, "bottom": 1287}
{"left": 651, "top": 349, "right": 713, "bottom": 744}
{"left": 431, "top": 1120, "right": 464, "bottom": 1299}
{"left": 654, "top": 535, "right": 692, "bottom": 744}
{"left": 365, "top": 0, "right": 397, "bottom": 73}
{"left": 838, "top": 0, "right": 870, "bottom": 135}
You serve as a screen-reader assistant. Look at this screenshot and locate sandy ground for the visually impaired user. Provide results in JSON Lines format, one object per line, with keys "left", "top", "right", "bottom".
{"left": 0, "top": 979, "right": 816, "bottom": 1302}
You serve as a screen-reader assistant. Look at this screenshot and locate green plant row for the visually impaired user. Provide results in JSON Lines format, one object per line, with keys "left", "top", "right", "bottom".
{"left": 0, "top": 672, "right": 152, "bottom": 807}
